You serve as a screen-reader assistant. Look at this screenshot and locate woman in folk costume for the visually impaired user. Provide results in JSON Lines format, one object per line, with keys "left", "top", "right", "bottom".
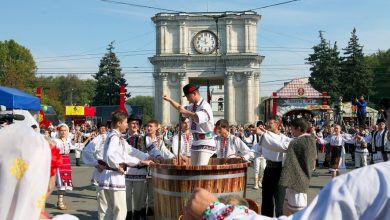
{"left": 53, "top": 123, "right": 75, "bottom": 210}
{"left": 0, "top": 123, "right": 78, "bottom": 220}
{"left": 214, "top": 119, "right": 254, "bottom": 161}
{"left": 72, "top": 124, "right": 91, "bottom": 166}
{"left": 317, "top": 124, "right": 354, "bottom": 178}
{"left": 171, "top": 117, "right": 193, "bottom": 158}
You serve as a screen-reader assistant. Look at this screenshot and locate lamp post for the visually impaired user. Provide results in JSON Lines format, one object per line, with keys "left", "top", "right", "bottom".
{"left": 70, "top": 88, "right": 74, "bottom": 105}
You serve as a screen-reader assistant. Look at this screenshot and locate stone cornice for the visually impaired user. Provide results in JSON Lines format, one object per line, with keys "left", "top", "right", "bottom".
{"left": 149, "top": 54, "right": 264, "bottom": 63}
{"left": 152, "top": 11, "right": 260, "bottom": 23}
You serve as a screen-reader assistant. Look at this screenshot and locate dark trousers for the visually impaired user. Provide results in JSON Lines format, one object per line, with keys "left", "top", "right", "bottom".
{"left": 357, "top": 114, "right": 366, "bottom": 126}
{"left": 261, "top": 165, "right": 284, "bottom": 217}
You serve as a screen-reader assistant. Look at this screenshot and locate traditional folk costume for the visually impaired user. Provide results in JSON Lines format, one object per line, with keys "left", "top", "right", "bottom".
{"left": 318, "top": 133, "right": 354, "bottom": 173}
{"left": 0, "top": 123, "right": 51, "bottom": 220}
{"left": 171, "top": 132, "right": 193, "bottom": 157}
{"left": 145, "top": 135, "right": 175, "bottom": 217}
{"left": 186, "top": 97, "right": 216, "bottom": 165}
{"left": 279, "top": 134, "right": 317, "bottom": 213}
{"left": 125, "top": 133, "right": 165, "bottom": 219}
{"left": 98, "top": 129, "right": 149, "bottom": 220}
{"left": 366, "top": 128, "right": 389, "bottom": 163}
{"left": 241, "top": 133, "right": 257, "bottom": 149}
{"left": 353, "top": 134, "right": 369, "bottom": 168}
{"left": 54, "top": 136, "right": 74, "bottom": 191}
{"left": 214, "top": 134, "right": 254, "bottom": 161}
{"left": 82, "top": 132, "right": 108, "bottom": 186}
{"left": 72, "top": 130, "right": 85, "bottom": 166}
{"left": 201, "top": 162, "right": 390, "bottom": 220}
{"left": 248, "top": 134, "right": 266, "bottom": 189}
{"left": 254, "top": 131, "right": 292, "bottom": 217}
{"left": 162, "top": 129, "right": 174, "bottom": 146}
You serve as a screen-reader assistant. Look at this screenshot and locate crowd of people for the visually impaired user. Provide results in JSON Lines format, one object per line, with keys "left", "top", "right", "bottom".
{"left": 1, "top": 83, "right": 389, "bottom": 220}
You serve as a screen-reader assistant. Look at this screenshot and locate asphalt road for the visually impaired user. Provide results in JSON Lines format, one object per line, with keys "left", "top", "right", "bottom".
{"left": 46, "top": 153, "right": 354, "bottom": 219}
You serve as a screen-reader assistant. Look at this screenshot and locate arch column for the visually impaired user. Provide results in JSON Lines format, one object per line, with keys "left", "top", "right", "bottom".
{"left": 160, "top": 73, "right": 169, "bottom": 125}
{"left": 224, "top": 71, "right": 235, "bottom": 125}
{"left": 254, "top": 72, "right": 260, "bottom": 120}
{"left": 153, "top": 73, "right": 160, "bottom": 121}
{"left": 244, "top": 71, "right": 254, "bottom": 123}
{"left": 178, "top": 72, "right": 187, "bottom": 105}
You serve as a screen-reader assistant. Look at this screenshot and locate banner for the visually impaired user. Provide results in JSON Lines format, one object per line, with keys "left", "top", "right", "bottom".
{"left": 84, "top": 107, "right": 96, "bottom": 117}
{"left": 65, "top": 106, "right": 84, "bottom": 116}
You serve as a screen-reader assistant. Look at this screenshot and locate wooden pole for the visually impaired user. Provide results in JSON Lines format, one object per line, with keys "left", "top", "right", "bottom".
{"left": 177, "top": 113, "right": 182, "bottom": 165}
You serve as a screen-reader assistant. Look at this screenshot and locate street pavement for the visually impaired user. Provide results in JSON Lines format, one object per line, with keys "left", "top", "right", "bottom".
{"left": 46, "top": 153, "right": 354, "bottom": 219}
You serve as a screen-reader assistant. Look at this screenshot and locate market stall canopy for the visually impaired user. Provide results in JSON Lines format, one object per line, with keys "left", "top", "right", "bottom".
{"left": 342, "top": 102, "right": 378, "bottom": 117}
{"left": 0, "top": 86, "right": 40, "bottom": 111}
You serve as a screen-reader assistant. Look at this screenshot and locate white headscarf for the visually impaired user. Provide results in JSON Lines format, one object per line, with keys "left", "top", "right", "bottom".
{"left": 0, "top": 123, "right": 51, "bottom": 220}
{"left": 57, "top": 123, "right": 70, "bottom": 132}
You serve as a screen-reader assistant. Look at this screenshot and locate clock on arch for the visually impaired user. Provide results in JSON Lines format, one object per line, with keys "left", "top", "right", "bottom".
{"left": 192, "top": 30, "right": 218, "bottom": 54}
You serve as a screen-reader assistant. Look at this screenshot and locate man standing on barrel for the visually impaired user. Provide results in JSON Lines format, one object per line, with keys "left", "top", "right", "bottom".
{"left": 163, "top": 83, "right": 216, "bottom": 165}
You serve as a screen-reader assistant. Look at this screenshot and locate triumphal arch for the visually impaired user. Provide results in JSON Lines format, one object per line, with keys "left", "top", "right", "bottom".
{"left": 149, "top": 11, "right": 264, "bottom": 125}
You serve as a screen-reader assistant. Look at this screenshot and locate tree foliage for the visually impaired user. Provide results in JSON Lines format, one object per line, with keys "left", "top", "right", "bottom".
{"left": 35, "top": 75, "right": 96, "bottom": 119}
{"left": 307, "top": 29, "right": 374, "bottom": 104}
{"left": 92, "top": 42, "right": 130, "bottom": 105}
{"left": 126, "top": 96, "right": 154, "bottom": 123}
{"left": 0, "top": 40, "right": 37, "bottom": 91}
{"left": 306, "top": 31, "right": 342, "bottom": 102}
{"left": 365, "top": 49, "right": 390, "bottom": 106}
{"left": 340, "top": 28, "right": 373, "bottom": 101}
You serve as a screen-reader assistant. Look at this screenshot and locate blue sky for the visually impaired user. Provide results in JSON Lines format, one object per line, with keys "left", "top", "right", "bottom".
{"left": 1, "top": 0, "right": 389, "bottom": 97}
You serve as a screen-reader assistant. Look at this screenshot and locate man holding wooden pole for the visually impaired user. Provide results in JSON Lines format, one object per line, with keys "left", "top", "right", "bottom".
{"left": 163, "top": 83, "right": 216, "bottom": 165}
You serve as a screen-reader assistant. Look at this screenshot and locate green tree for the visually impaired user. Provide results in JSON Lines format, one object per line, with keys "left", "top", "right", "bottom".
{"left": 35, "top": 76, "right": 65, "bottom": 118}
{"left": 92, "top": 42, "right": 129, "bottom": 105}
{"left": 306, "top": 31, "right": 341, "bottom": 102}
{"left": 0, "top": 40, "right": 37, "bottom": 91}
{"left": 35, "top": 75, "right": 96, "bottom": 119}
{"left": 126, "top": 96, "right": 154, "bottom": 123}
{"left": 56, "top": 75, "right": 96, "bottom": 105}
{"left": 365, "top": 49, "right": 390, "bottom": 106}
{"left": 340, "top": 28, "right": 373, "bottom": 101}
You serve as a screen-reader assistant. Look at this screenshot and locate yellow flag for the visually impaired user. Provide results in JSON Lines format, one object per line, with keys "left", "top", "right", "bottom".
{"left": 65, "top": 106, "right": 84, "bottom": 116}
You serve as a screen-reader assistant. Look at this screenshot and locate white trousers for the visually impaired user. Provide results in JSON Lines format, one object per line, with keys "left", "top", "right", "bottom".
{"left": 97, "top": 188, "right": 107, "bottom": 220}
{"left": 253, "top": 156, "right": 266, "bottom": 178}
{"left": 283, "top": 188, "right": 307, "bottom": 215}
{"left": 190, "top": 150, "right": 213, "bottom": 165}
{"left": 75, "top": 149, "right": 82, "bottom": 159}
{"left": 126, "top": 180, "right": 147, "bottom": 212}
{"left": 354, "top": 152, "right": 368, "bottom": 168}
{"left": 98, "top": 189, "right": 127, "bottom": 220}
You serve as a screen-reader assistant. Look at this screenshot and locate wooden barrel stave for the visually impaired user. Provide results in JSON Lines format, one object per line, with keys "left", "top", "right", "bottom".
{"left": 151, "top": 158, "right": 249, "bottom": 220}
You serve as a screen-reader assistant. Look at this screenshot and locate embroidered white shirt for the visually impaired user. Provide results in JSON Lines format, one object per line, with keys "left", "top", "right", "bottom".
{"left": 214, "top": 134, "right": 254, "bottom": 161}
{"left": 54, "top": 137, "right": 74, "bottom": 155}
{"left": 82, "top": 133, "right": 107, "bottom": 185}
{"left": 171, "top": 132, "right": 193, "bottom": 157}
{"left": 99, "top": 130, "right": 149, "bottom": 190}
{"left": 186, "top": 97, "right": 216, "bottom": 151}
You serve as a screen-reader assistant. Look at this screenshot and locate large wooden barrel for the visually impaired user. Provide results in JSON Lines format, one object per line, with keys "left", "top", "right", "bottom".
{"left": 150, "top": 158, "right": 249, "bottom": 220}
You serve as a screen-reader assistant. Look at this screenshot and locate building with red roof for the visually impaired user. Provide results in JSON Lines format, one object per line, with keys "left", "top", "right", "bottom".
{"left": 263, "top": 78, "right": 331, "bottom": 123}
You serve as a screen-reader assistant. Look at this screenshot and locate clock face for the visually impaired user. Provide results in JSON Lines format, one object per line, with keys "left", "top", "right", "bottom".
{"left": 193, "top": 30, "right": 217, "bottom": 54}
